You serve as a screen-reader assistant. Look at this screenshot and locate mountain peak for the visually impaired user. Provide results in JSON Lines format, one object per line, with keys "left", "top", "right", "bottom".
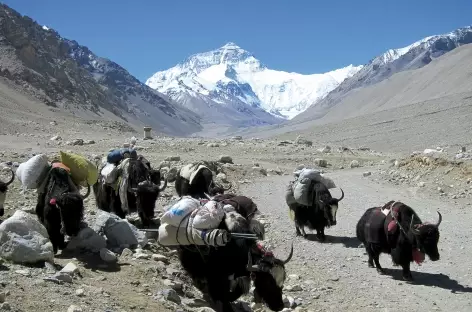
{"left": 220, "top": 42, "right": 243, "bottom": 50}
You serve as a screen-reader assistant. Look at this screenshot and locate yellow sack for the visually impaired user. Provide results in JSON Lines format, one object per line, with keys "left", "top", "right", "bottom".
{"left": 288, "top": 208, "right": 295, "bottom": 221}
{"left": 60, "top": 151, "right": 98, "bottom": 186}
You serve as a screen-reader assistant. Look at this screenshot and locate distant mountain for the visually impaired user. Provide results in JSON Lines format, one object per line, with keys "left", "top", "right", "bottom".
{"left": 146, "top": 42, "right": 362, "bottom": 126}
{"left": 0, "top": 3, "right": 202, "bottom": 136}
{"left": 292, "top": 25, "right": 472, "bottom": 123}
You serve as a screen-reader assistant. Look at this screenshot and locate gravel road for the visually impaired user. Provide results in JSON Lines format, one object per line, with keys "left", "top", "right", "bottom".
{"left": 240, "top": 168, "right": 472, "bottom": 312}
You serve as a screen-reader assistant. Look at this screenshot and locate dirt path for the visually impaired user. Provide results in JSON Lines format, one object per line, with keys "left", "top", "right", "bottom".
{"left": 239, "top": 168, "right": 472, "bottom": 312}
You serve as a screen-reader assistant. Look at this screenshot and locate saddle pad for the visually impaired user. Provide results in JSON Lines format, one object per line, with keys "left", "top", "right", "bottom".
{"left": 364, "top": 208, "right": 387, "bottom": 244}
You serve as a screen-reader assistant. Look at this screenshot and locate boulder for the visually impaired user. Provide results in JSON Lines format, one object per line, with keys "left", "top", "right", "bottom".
{"left": 219, "top": 155, "right": 233, "bottom": 164}
{"left": 91, "top": 211, "right": 147, "bottom": 249}
{"left": 65, "top": 226, "right": 107, "bottom": 253}
{"left": 0, "top": 210, "right": 54, "bottom": 264}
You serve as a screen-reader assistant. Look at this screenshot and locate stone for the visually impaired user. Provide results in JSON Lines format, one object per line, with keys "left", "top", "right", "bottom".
{"left": 65, "top": 226, "right": 107, "bottom": 253}
{"left": 60, "top": 262, "right": 79, "bottom": 275}
{"left": 350, "top": 160, "right": 360, "bottom": 168}
{"left": 166, "top": 167, "right": 179, "bottom": 183}
{"left": 0, "top": 302, "right": 10, "bottom": 310}
{"left": 295, "top": 136, "right": 312, "bottom": 146}
{"left": 0, "top": 210, "right": 54, "bottom": 264}
{"left": 219, "top": 155, "right": 233, "bottom": 164}
{"left": 99, "top": 248, "right": 118, "bottom": 263}
{"left": 418, "top": 182, "right": 426, "bottom": 187}
{"left": 50, "top": 135, "right": 61, "bottom": 141}
{"left": 67, "top": 305, "right": 82, "bottom": 312}
{"left": 319, "top": 146, "right": 331, "bottom": 153}
{"left": 91, "top": 211, "right": 148, "bottom": 249}
{"left": 151, "top": 254, "right": 169, "bottom": 263}
{"left": 163, "top": 279, "right": 183, "bottom": 291}
{"left": 207, "top": 143, "right": 219, "bottom": 147}
{"left": 75, "top": 288, "right": 85, "bottom": 297}
{"left": 314, "top": 158, "right": 327, "bottom": 168}
{"left": 363, "top": 171, "right": 372, "bottom": 177}
{"left": 216, "top": 172, "right": 228, "bottom": 182}
{"left": 164, "top": 156, "right": 180, "bottom": 161}
{"left": 159, "top": 289, "right": 181, "bottom": 304}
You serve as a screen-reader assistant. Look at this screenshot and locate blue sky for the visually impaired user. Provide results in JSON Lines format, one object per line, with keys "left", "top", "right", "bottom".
{"left": 3, "top": 0, "right": 471, "bottom": 82}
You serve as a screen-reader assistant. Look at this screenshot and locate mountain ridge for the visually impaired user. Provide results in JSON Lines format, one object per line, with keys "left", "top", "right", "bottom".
{"left": 146, "top": 42, "right": 362, "bottom": 121}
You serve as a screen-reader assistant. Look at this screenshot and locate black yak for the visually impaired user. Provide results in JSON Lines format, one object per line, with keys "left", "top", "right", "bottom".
{"left": 175, "top": 162, "right": 232, "bottom": 199}
{"left": 35, "top": 167, "right": 90, "bottom": 253}
{"left": 178, "top": 239, "right": 293, "bottom": 312}
{"left": 93, "top": 155, "right": 167, "bottom": 227}
{"left": 0, "top": 167, "right": 15, "bottom": 217}
{"left": 356, "top": 200, "right": 442, "bottom": 281}
{"left": 288, "top": 180, "right": 344, "bottom": 241}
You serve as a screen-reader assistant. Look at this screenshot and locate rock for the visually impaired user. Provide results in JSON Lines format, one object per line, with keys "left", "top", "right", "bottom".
{"left": 75, "top": 288, "right": 85, "bottom": 297}
{"left": 130, "top": 136, "right": 137, "bottom": 145}
{"left": 232, "top": 136, "right": 243, "bottom": 141}
{"left": 121, "top": 248, "right": 134, "bottom": 258}
{"left": 216, "top": 172, "right": 228, "bottom": 182}
{"left": 92, "top": 211, "right": 148, "bottom": 249}
{"left": 319, "top": 146, "right": 331, "bottom": 153}
{"left": 350, "top": 160, "right": 360, "bottom": 168}
{"left": 219, "top": 155, "right": 233, "bottom": 164}
{"left": 0, "top": 302, "right": 10, "bottom": 310}
{"left": 60, "top": 262, "right": 79, "bottom": 275}
{"left": 163, "top": 279, "right": 183, "bottom": 291}
{"left": 134, "top": 251, "right": 151, "bottom": 260}
{"left": 207, "top": 143, "right": 219, "bottom": 147}
{"left": 50, "top": 135, "right": 61, "bottom": 141}
{"left": 0, "top": 291, "right": 6, "bottom": 303}
{"left": 314, "top": 158, "right": 327, "bottom": 168}
{"left": 159, "top": 289, "right": 181, "bottom": 304}
{"left": 65, "top": 226, "right": 107, "bottom": 253}
{"left": 83, "top": 140, "right": 95, "bottom": 145}
{"left": 152, "top": 254, "right": 169, "bottom": 263}
{"left": 99, "top": 248, "right": 118, "bottom": 263}
{"left": 295, "top": 136, "right": 312, "bottom": 146}
{"left": 164, "top": 156, "right": 180, "bottom": 161}
{"left": 0, "top": 210, "right": 54, "bottom": 264}
{"left": 363, "top": 171, "right": 372, "bottom": 177}
{"left": 195, "top": 308, "right": 217, "bottom": 312}
{"left": 71, "top": 139, "right": 84, "bottom": 146}
{"left": 418, "top": 182, "right": 426, "bottom": 187}
{"left": 67, "top": 305, "right": 82, "bottom": 312}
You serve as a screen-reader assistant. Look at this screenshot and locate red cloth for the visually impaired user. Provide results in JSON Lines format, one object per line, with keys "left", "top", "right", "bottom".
{"left": 412, "top": 249, "right": 425, "bottom": 264}
{"left": 387, "top": 220, "right": 397, "bottom": 232}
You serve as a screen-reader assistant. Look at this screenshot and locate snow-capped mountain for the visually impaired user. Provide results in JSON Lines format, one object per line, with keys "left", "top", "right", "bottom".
{"left": 293, "top": 25, "right": 472, "bottom": 123}
{"left": 146, "top": 42, "right": 362, "bottom": 120}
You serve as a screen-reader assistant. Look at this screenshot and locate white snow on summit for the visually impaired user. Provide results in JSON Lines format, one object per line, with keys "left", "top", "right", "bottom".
{"left": 146, "top": 43, "right": 363, "bottom": 119}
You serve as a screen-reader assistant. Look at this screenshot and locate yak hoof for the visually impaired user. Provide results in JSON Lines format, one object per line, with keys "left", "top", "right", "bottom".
{"left": 368, "top": 261, "right": 375, "bottom": 268}
{"left": 402, "top": 273, "right": 414, "bottom": 281}
{"left": 376, "top": 268, "right": 386, "bottom": 275}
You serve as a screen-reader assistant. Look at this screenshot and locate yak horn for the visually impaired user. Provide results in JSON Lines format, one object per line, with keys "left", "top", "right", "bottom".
{"left": 81, "top": 183, "right": 91, "bottom": 199}
{"left": 435, "top": 211, "right": 442, "bottom": 228}
{"left": 246, "top": 251, "right": 259, "bottom": 272}
{"left": 337, "top": 188, "right": 344, "bottom": 202}
{"left": 159, "top": 177, "right": 168, "bottom": 192}
{"left": 282, "top": 241, "right": 294, "bottom": 265}
{"left": 3, "top": 167, "right": 15, "bottom": 186}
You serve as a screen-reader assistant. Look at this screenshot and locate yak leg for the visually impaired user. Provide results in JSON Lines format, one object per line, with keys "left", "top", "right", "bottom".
{"left": 369, "top": 244, "right": 385, "bottom": 274}
{"left": 295, "top": 223, "right": 306, "bottom": 237}
{"left": 401, "top": 263, "right": 413, "bottom": 281}
{"left": 365, "top": 245, "right": 375, "bottom": 268}
{"left": 391, "top": 247, "right": 413, "bottom": 281}
{"left": 206, "top": 277, "right": 235, "bottom": 312}
{"left": 316, "top": 227, "right": 326, "bottom": 242}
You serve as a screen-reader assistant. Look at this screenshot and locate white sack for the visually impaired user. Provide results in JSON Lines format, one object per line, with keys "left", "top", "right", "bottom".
{"left": 158, "top": 222, "right": 229, "bottom": 246}
{"left": 160, "top": 196, "right": 201, "bottom": 227}
{"left": 292, "top": 168, "right": 337, "bottom": 206}
{"left": 15, "top": 154, "right": 49, "bottom": 189}
{"left": 192, "top": 200, "right": 225, "bottom": 230}
{"left": 101, "top": 163, "right": 119, "bottom": 184}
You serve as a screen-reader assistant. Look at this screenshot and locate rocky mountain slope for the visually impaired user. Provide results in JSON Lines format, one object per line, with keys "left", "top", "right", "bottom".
{"left": 146, "top": 42, "right": 362, "bottom": 122}
{"left": 0, "top": 3, "right": 202, "bottom": 137}
{"left": 292, "top": 25, "right": 472, "bottom": 123}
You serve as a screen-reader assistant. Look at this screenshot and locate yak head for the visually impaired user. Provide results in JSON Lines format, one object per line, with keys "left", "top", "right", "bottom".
{"left": 149, "top": 169, "right": 168, "bottom": 193}
{"left": 49, "top": 184, "right": 90, "bottom": 237}
{"left": 410, "top": 211, "right": 442, "bottom": 261}
{"left": 0, "top": 167, "right": 15, "bottom": 217}
{"left": 246, "top": 242, "right": 294, "bottom": 311}
{"left": 315, "top": 183, "right": 344, "bottom": 226}
{"left": 130, "top": 180, "right": 160, "bottom": 226}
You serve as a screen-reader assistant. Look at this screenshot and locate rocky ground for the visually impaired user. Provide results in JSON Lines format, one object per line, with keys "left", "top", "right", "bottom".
{"left": 0, "top": 131, "right": 471, "bottom": 312}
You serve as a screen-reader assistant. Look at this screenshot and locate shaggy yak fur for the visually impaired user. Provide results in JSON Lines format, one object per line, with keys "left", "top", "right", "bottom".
{"left": 288, "top": 180, "right": 344, "bottom": 241}
{"left": 178, "top": 227, "right": 293, "bottom": 312}
{"left": 93, "top": 155, "right": 167, "bottom": 227}
{"left": 0, "top": 167, "right": 15, "bottom": 217}
{"left": 175, "top": 164, "right": 232, "bottom": 199}
{"left": 356, "top": 200, "right": 442, "bottom": 281}
{"left": 35, "top": 167, "right": 90, "bottom": 253}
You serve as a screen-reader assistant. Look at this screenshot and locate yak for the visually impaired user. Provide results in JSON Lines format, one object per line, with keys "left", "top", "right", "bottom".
{"left": 175, "top": 162, "right": 232, "bottom": 199}
{"left": 0, "top": 167, "right": 15, "bottom": 217}
{"left": 288, "top": 180, "right": 344, "bottom": 241}
{"left": 178, "top": 239, "right": 293, "bottom": 312}
{"left": 35, "top": 166, "right": 90, "bottom": 253}
{"left": 356, "top": 200, "right": 442, "bottom": 281}
{"left": 93, "top": 155, "right": 167, "bottom": 227}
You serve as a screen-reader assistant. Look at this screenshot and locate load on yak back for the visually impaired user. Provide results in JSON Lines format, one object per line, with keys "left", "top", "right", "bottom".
{"left": 93, "top": 147, "right": 168, "bottom": 227}
{"left": 156, "top": 161, "right": 293, "bottom": 311}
